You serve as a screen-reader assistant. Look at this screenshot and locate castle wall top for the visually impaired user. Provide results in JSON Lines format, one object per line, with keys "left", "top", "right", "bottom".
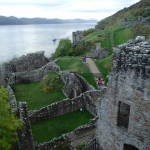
{"left": 113, "top": 36, "right": 150, "bottom": 78}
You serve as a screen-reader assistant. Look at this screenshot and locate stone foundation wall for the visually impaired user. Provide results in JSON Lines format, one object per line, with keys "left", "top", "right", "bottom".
{"left": 17, "top": 102, "right": 35, "bottom": 150}
{"left": 36, "top": 136, "right": 71, "bottom": 150}
{"left": 5, "top": 51, "right": 49, "bottom": 73}
{"left": 7, "top": 85, "right": 17, "bottom": 111}
{"left": 0, "top": 51, "right": 49, "bottom": 85}
{"left": 29, "top": 90, "right": 101, "bottom": 123}
{"left": 8, "top": 62, "right": 60, "bottom": 85}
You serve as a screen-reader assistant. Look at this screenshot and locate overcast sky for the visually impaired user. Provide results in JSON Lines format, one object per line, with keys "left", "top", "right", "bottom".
{"left": 0, "top": 0, "right": 140, "bottom": 20}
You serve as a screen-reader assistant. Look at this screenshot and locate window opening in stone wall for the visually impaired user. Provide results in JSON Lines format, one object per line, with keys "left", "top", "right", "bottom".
{"left": 117, "top": 101, "right": 130, "bottom": 129}
{"left": 123, "top": 144, "right": 139, "bottom": 150}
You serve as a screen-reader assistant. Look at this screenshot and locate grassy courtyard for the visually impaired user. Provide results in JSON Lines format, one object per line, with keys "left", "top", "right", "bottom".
{"left": 56, "top": 56, "right": 97, "bottom": 88}
{"left": 31, "top": 110, "right": 93, "bottom": 143}
{"left": 14, "top": 73, "right": 66, "bottom": 110}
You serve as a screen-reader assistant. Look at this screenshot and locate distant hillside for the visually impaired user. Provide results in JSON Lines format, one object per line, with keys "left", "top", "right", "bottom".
{"left": 0, "top": 16, "right": 97, "bottom": 25}
{"left": 78, "top": 0, "right": 150, "bottom": 54}
{"left": 73, "top": 0, "right": 150, "bottom": 81}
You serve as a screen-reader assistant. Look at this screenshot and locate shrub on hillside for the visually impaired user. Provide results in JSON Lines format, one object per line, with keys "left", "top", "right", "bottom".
{"left": 132, "top": 24, "right": 150, "bottom": 38}
{"left": 41, "top": 73, "right": 64, "bottom": 92}
{"left": 82, "top": 28, "right": 95, "bottom": 36}
{"left": 75, "top": 40, "right": 94, "bottom": 55}
{"left": 0, "top": 86, "right": 22, "bottom": 150}
{"left": 53, "top": 39, "right": 72, "bottom": 57}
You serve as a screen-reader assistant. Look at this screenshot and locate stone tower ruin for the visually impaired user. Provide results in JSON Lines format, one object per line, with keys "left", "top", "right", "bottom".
{"left": 96, "top": 37, "right": 150, "bottom": 150}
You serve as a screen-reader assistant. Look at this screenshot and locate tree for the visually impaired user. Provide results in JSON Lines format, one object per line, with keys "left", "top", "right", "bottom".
{"left": 0, "top": 86, "right": 22, "bottom": 150}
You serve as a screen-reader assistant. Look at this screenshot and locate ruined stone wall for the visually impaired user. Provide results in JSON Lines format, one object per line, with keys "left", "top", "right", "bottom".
{"left": 72, "top": 31, "right": 83, "bottom": 46}
{"left": 29, "top": 97, "right": 84, "bottom": 123}
{"left": 86, "top": 43, "right": 109, "bottom": 59}
{"left": 8, "top": 62, "right": 60, "bottom": 84}
{"left": 0, "top": 51, "right": 49, "bottom": 85}
{"left": 36, "top": 136, "right": 71, "bottom": 150}
{"left": 97, "top": 37, "right": 150, "bottom": 150}
{"left": 7, "top": 85, "right": 17, "bottom": 111}
{"left": 5, "top": 51, "right": 49, "bottom": 73}
{"left": 17, "top": 102, "right": 35, "bottom": 150}
{"left": 29, "top": 90, "right": 101, "bottom": 123}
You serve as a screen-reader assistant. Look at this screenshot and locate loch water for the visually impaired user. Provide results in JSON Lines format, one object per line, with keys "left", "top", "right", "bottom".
{"left": 0, "top": 23, "right": 95, "bottom": 63}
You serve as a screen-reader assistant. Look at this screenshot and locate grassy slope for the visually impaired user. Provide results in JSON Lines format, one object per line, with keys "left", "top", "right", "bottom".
{"left": 82, "top": 0, "right": 149, "bottom": 54}
{"left": 114, "top": 27, "right": 133, "bottom": 45}
{"left": 95, "top": 55, "right": 112, "bottom": 83}
{"left": 14, "top": 73, "right": 66, "bottom": 110}
{"left": 31, "top": 110, "right": 93, "bottom": 143}
{"left": 56, "top": 56, "right": 97, "bottom": 88}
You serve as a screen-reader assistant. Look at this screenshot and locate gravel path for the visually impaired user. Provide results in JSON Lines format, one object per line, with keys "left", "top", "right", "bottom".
{"left": 86, "top": 58, "right": 101, "bottom": 76}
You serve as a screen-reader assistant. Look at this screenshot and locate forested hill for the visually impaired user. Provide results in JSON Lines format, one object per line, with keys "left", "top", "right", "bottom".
{"left": 0, "top": 16, "right": 97, "bottom": 25}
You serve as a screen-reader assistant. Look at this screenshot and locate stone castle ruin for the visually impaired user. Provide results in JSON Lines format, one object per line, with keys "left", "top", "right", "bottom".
{"left": 2, "top": 50, "right": 101, "bottom": 149}
{"left": 1, "top": 36, "right": 150, "bottom": 150}
{"left": 96, "top": 36, "right": 150, "bottom": 150}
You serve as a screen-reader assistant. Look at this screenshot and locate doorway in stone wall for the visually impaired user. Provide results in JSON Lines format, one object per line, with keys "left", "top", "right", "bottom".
{"left": 123, "top": 144, "right": 139, "bottom": 150}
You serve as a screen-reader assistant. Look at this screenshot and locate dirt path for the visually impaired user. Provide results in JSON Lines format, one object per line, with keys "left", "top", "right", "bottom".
{"left": 86, "top": 58, "right": 101, "bottom": 76}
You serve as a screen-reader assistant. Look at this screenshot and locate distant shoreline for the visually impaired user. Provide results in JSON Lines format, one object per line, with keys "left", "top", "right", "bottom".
{"left": 0, "top": 16, "right": 97, "bottom": 26}
{"left": 0, "top": 22, "right": 97, "bottom": 26}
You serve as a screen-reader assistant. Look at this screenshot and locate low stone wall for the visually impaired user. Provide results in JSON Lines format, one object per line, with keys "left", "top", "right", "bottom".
{"left": 8, "top": 62, "right": 60, "bottom": 84}
{"left": 67, "top": 118, "right": 97, "bottom": 147}
{"left": 36, "top": 118, "right": 97, "bottom": 150}
{"left": 29, "top": 90, "right": 101, "bottom": 123}
{"left": 29, "top": 97, "right": 84, "bottom": 123}
{"left": 36, "top": 135, "right": 71, "bottom": 150}
{"left": 7, "top": 85, "right": 17, "bottom": 111}
{"left": 4, "top": 51, "right": 49, "bottom": 73}
{"left": 17, "top": 102, "right": 35, "bottom": 150}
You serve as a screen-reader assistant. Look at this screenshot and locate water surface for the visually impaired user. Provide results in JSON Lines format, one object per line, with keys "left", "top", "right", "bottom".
{"left": 0, "top": 23, "right": 95, "bottom": 63}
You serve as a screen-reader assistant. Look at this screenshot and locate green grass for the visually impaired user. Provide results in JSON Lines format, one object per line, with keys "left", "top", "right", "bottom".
{"left": 56, "top": 56, "right": 97, "bottom": 88}
{"left": 14, "top": 76, "right": 66, "bottom": 110}
{"left": 31, "top": 110, "right": 93, "bottom": 143}
{"left": 95, "top": 55, "right": 112, "bottom": 83}
{"left": 114, "top": 27, "right": 133, "bottom": 45}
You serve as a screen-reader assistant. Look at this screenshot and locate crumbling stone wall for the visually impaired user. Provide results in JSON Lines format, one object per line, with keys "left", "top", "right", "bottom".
{"left": 5, "top": 51, "right": 48, "bottom": 73}
{"left": 7, "top": 62, "right": 60, "bottom": 84}
{"left": 29, "top": 90, "right": 101, "bottom": 123}
{"left": 0, "top": 51, "right": 49, "bottom": 85}
{"left": 36, "top": 136, "right": 71, "bottom": 150}
{"left": 17, "top": 102, "right": 35, "bottom": 150}
{"left": 97, "top": 37, "right": 150, "bottom": 150}
{"left": 60, "top": 71, "right": 94, "bottom": 98}
{"left": 72, "top": 31, "right": 83, "bottom": 46}
{"left": 7, "top": 85, "right": 17, "bottom": 111}
{"left": 86, "top": 43, "right": 109, "bottom": 59}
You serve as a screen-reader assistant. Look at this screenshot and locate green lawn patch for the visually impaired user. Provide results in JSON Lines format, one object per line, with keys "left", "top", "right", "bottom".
{"left": 31, "top": 110, "right": 93, "bottom": 143}
{"left": 114, "top": 27, "right": 133, "bottom": 45}
{"left": 95, "top": 55, "right": 112, "bottom": 83}
{"left": 56, "top": 56, "right": 97, "bottom": 88}
{"left": 14, "top": 73, "right": 66, "bottom": 110}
